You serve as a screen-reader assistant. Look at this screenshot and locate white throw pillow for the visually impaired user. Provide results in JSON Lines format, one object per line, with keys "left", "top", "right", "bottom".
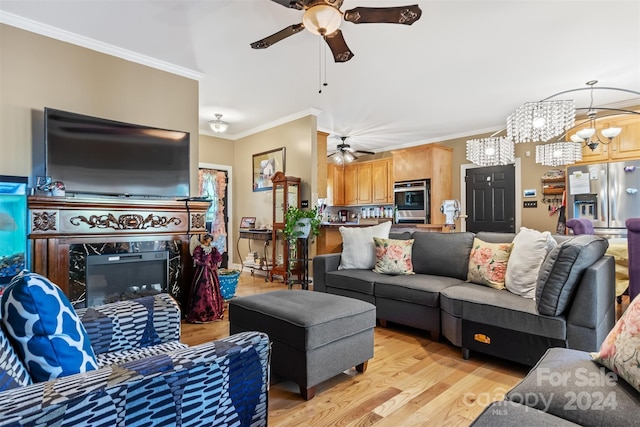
{"left": 505, "top": 227, "right": 557, "bottom": 298}
{"left": 338, "top": 222, "right": 392, "bottom": 270}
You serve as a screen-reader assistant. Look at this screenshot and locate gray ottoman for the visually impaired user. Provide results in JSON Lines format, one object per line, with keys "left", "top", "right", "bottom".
{"left": 229, "top": 290, "right": 376, "bottom": 400}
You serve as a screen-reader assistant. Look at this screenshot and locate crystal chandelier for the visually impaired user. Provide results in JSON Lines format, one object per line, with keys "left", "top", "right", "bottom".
{"left": 507, "top": 100, "right": 576, "bottom": 143}
{"left": 466, "top": 136, "right": 515, "bottom": 166}
{"left": 208, "top": 114, "right": 229, "bottom": 133}
{"left": 535, "top": 141, "right": 583, "bottom": 167}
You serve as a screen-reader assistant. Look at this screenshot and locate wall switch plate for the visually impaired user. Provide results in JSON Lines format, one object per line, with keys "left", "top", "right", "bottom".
{"left": 523, "top": 201, "right": 538, "bottom": 208}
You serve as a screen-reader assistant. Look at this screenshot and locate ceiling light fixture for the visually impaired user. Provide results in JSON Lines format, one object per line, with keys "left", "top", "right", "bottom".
{"left": 208, "top": 114, "right": 229, "bottom": 133}
{"left": 507, "top": 100, "right": 576, "bottom": 143}
{"left": 466, "top": 136, "right": 515, "bottom": 166}
{"left": 535, "top": 141, "right": 583, "bottom": 167}
{"left": 508, "top": 80, "right": 639, "bottom": 149}
{"left": 302, "top": 4, "right": 342, "bottom": 36}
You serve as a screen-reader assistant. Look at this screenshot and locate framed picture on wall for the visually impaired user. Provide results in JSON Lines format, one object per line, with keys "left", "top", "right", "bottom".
{"left": 240, "top": 217, "right": 256, "bottom": 229}
{"left": 252, "top": 147, "right": 285, "bottom": 192}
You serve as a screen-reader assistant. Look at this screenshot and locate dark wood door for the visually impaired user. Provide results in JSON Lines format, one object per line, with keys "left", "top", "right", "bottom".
{"left": 465, "top": 165, "right": 515, "bottom": 233}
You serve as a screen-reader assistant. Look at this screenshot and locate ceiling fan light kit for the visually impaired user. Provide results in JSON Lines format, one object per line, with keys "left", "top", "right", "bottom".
{"left": 327, "top": 136, "right": 374, "bottom": 164}
{"left": 466, "top": 80, "right": 640, "bottom": 167}
{"left": 251, "top": 0, "right": 422, "bottom": 63}
{"left": 302, "top": 4, "right": 342, "bottom": 35}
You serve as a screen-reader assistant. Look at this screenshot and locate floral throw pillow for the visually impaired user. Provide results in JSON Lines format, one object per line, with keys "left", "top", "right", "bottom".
{"left": 592, "top": 294, "right": 640, "bottom": 392}
{"left": 373, "top": 237, "right": 415, "bottom": 275}
{"left": 467, "top": 238, "right": 513, "bottom": 290}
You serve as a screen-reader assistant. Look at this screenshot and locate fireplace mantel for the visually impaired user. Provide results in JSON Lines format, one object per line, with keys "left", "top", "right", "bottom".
{"left": 27, "top": 196, "right": 210, "bottom": 308}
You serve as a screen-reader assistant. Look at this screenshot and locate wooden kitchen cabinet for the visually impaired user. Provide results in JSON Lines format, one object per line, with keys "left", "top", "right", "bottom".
{"left": 327, "top": 163, "right": 345, "bottom": 206}
{"left": 356, "top": 162, "right": 373, "bottom": 204}
{"left": 568, "top": 113, "right": 640, "bottom": 164}
{"left": 343, "top": 164, "right": 359, "bottom": 205}
{"left": 372, "top": 158, "right": 393, "bottom": 204}
{"left": 392, "top": 144, "right": 452, "bottom": 223}
{"left": 338, "top": 159, "right": 392, "bottom": 206}
{"left": 610, "top": 115, "right": 640, "bottom": 160}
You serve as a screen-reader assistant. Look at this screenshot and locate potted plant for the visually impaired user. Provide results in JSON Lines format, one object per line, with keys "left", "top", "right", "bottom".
{"left": 283, "top": 206, "right": 321, "bottom": 243}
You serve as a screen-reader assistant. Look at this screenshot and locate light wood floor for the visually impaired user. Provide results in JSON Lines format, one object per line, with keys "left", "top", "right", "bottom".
{"left": 181, "top": 272, "right": 629, "bottom": 427}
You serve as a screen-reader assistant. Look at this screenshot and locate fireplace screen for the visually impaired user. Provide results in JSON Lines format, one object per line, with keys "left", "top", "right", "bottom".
{"left": 86, "top": 250, "right": 169, "bottom": 307}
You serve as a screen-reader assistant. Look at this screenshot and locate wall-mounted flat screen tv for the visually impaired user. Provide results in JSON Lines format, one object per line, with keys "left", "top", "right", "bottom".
{"left": 44, "top": 108, "right": 190, "bottom": 199}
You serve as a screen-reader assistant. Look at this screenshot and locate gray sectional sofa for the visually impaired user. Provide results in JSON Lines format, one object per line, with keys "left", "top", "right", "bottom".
{"left": 471, "top": 347, "right": 640, "bottom": 426}
{"left": 312, "top": 230, "right": 616, "bottom": 366}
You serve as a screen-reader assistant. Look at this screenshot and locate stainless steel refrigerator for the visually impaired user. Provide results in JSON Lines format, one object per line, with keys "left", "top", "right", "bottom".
{"left": 566, "top": 160, "right": 640, "bottom": 237}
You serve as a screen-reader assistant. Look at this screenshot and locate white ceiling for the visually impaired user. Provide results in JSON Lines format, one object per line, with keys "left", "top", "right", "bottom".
{"left": 1, "top": 0, "right": 639, "bottom": 154}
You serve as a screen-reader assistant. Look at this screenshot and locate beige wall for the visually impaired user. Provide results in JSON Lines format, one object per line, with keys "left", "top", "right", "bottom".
{"left": 438, "top": 135, "right": 562, "bottom": 233}
{"left": 0, "top": 24, "right": 199, "bottom": 190}
{"left": 231, "top": 115, "right": 317, "bottom": 264}
{"left": 199, "top": 134, "right": 235, "bottom": 166}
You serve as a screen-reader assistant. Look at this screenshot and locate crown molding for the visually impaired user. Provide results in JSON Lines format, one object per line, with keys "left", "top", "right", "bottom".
{"left": 0, "top": 11, "right": 204, "bottom": 81}
{"left": 200, "top": 108, "right": 322, "bottom": 140}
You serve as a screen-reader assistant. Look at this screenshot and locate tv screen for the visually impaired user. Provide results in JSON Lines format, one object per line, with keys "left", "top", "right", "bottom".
{"left": 44, "top": 108, "right": 190, "bottom": 199}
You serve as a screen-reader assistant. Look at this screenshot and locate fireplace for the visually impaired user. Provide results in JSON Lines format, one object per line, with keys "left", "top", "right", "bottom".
{"left": 85, "top": 250, "right": 169, "bottom": 307}
{"left": 27, "top": 196, "right": 210, "bottom": 310}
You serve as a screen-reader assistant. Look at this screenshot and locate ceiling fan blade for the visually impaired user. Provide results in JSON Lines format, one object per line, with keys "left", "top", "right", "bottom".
{"left": 344, "top": 5, "right": 422, "bottom": 25}
{"left": 250, "top": 23, "right": 304, "bottom": 49}
{"left": 324, "top": 30, "right": 354, "bottom": 62}
{"left": 355, "top": 150, "right": 375, "bottom": 155}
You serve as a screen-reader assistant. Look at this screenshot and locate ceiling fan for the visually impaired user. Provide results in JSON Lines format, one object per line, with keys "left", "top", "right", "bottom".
{"left": 327, "top": 136, "right": 375, "bottom": 164}
{"left": 250, "top": 0, "right": 422, "bottom": 62}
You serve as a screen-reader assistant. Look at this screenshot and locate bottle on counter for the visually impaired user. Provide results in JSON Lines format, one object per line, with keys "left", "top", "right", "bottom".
{"left": 394, "top": 205, "right": 399, "bottom": 224}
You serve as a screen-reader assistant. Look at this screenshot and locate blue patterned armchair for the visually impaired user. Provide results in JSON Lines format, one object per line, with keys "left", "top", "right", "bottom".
{"left": 0, "top": 278, "right": 269, "bottom": 427}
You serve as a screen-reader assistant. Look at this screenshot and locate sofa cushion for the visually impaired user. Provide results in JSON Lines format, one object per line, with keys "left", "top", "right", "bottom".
{"left": 592, "top": 293, "right": 640, "bottom": 393}
{"left": 76, "top": 294, "right": 181, "bottom": 355}
{"left": 0, "top": 325, "right": 32, "bottom": 391}
{"left": 96, "top": 341, "right": 187, "bottom": 367}
{"left": 536, "top": 235, "right": 609, "bottom": 316}
{"left": 440, "top": 283, "right": 566, "bottom": 340}
{"left": 411, "top": 232, "right": 475, "bottom": 279}
{"left": 375, "top": 274, "right": 464, "bottom": 307}
{"left": 389, "top": 231, "right": 412, "bottom": 240}
{"left": 373, "top": 237, "right": 415, "bottom": 275}
{"left": 326, "top": 269, "right": 379, "bottom": 296}
{"left": 475, "top": 232, "right": 515, "bottom": 243}
{"left": 506, "top": 227, "right": 557, "bottom": 298}
{"left": 467, "top": 238, "right": 513, "bottom": 290}
{"left": 0, "top": 271, "right": 98, "bottom": 382}
{"left": 507, "top": 347, "right": 640, "bottom": 427}
{"left": 338, "top": 222, "right": 392, "bottom": 270}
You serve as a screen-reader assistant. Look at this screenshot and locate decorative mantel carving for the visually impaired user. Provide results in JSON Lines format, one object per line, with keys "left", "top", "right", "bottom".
{"left": 27, "top": 196, "right": 211, "bottom": 308}
{"left": 28, "top": 196, "right": 209, "bottom": 237}
{"left": 69, "top": 213, "right": 181, "bottom": 231}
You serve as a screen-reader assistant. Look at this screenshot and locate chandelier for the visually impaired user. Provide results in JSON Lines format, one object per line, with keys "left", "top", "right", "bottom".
{"left": 466, "top": 136, "right": 514, "bottom": 166}
{"left": 535, "top": 141, "right": 583, "bottom": 167}
{"left": 507, "top": 100, "right": 576, "bottom": 143}
{"left": 466, "top": 80, "right": 639, "bottom": 167}
{"left": 567, "top": 81, "right": 626, "bottom": 151}
{"left": 208, "top": 114, "right": 229, "bottom": 133}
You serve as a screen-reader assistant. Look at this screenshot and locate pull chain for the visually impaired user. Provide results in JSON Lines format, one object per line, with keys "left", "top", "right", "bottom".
{"left": 318, "top": 37, "right": 328, "bottom": 93}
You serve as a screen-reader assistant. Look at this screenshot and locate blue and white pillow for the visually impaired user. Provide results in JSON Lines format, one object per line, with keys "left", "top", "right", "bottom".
{"left": 0, "top": 325, "right": 32, "bottom": 391}
{"left": 0, "top": 271, "right": 98, "bottom": 382}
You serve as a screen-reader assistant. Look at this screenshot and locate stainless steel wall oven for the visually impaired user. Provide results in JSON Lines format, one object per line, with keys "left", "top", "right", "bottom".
{"left": 394, "top": 179, "right": 430, "bottom": 223}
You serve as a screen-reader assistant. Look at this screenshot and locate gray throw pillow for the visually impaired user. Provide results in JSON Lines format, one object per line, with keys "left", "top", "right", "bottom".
{"left": 535, "top": 235, "right": 608, "bottom": 316}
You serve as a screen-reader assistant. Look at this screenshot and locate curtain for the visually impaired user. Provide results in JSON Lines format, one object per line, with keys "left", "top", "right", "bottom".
{"left": 198, "top": 169, "right": 227, "bottom": 254}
